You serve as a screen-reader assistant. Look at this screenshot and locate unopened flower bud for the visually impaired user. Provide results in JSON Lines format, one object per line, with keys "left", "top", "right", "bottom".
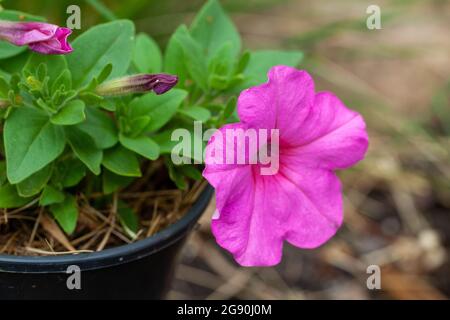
{"left": 96, "top": 73, "right": 178, "bottom": 97}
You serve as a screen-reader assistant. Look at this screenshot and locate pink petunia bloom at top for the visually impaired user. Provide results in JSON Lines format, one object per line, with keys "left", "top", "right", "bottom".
{"left": 203, "top": 66, "right": 369, "bottom": 267}
{"left": 0, "top": 20, "right": 72, "bottom": 55}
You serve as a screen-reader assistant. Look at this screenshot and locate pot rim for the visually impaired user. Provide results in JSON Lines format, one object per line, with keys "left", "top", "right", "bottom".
{"left": 0, "top": 185, "right": 213, "bottom": 273}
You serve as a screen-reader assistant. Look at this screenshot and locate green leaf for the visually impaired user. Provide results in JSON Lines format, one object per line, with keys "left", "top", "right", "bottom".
{"left": 179, "top": 165, "right": 203, "bottom": 181}
{"left": 208, "top": 42, "right": 234, "bottom": 90}
{"left": 16, "top": 164, "right": 52, "bottom": 197}
{"left": 40, "top": 185, "right": 65, "bottom": 206}
{"left": 190, "top": 0, "right": 241, "bottom": 60}
{"left": 5, "top": 107, "right": 65, "bottom": 184}
{"left": 128, "top": 115, "right": 151, "bottom": 137}
{"left": 240, "top": 50, "right": 304, "bottom": 89}
{"left": 117, "top": 200, "right": 139, "bottom": 239}
{"left": 0, "top": 183, "right": 32, "bottom": 209}
{"left": 51, "top": 100, "right": 86, "bottom": 125}
{"left": 164, "top": 26, "right": 189, "bottom": 88}
{"left": 171, "top": 26, "right": 209, "bottom": 91}
{"left": 76, "top": 106, "right": 118, "bottom": 149}
{"left": 179, "top": 106, "right": 211, "bottom": 122}
{"left": 221, "top": 96, "right": 237, "bottom": 122}
{"left": 96, "top": 63, "right": 113, "bottom": 84}
{"left": 0, "top": 10, "right": 45, "bottom": 59}
{"left": 24, "top": 53, "right": 68, "bottom": 90}
{"left": 50, "top": 195, "right": 78, "bottom": 234}
{"left": 0, "top": 10, "right": 45, "bottom": 22}
{"left": 166, "top": 159, "right": 187, "bottom": 190}
{"left": 102, "top": 169, "right": 133, "bottom": 194}
{"left": 119, "top": 133, "right": 160, "bottom": 160}
{"left": 0, "top": 162, "right": 7, "bottom": 185}
{"left": 129, "top": 88, "right": 187, "bottom": 132}
{"left": 58, "top": 159, "right": 86, "bottom": 188}
{"left": 236, "top": 51, "right": 250, "bottom": 74}
{"left": 99, "top": 98, "right": 116, "bottom": 112}
{"left": 153, "top": 126, "right": 205, "bottom": 164}
{"left": 0, "top": 52, "right": 29, "bottom": 77}
{"left": 103, "top": 145, "right": 141, "bottom": 177}
{"left": 66, "top": 126, "right": 102, "bottom": 175}
{"left": 0, "top": 42, "right": 25, "bottom": 61}
{"left": 0, "top": 76, "right": 9, "bottom": 98}
{"left": 133, "top": 33, "right": 162, "bottom": 73}
{"left": 51, "top": 69, "right": 72, "bottom": 94}
{"left": 67, "top": 20, "right": 135, "bottom": 88}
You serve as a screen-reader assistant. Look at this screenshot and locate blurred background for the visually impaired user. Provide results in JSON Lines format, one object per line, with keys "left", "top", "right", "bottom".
{"left": 3, "top": 0, "right": 449, "bottom": 299}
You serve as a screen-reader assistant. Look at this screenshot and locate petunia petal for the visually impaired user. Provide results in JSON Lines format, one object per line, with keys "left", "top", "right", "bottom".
{"left": 283, "top": 92, "right": 368, "bottom": 170}
{"left": 277, "top": 163, "right": 343, "bottom": 249}
{"left": 0, "top": 22, "right": 57, "bottom": 46}
{"left": 209, "top": 164, "right": 343, "bottom": 266}
{"left": 237, "top": 65, "right": 315, "bottom": 145}
{"left": 28, "top": 27, "right": 73, "bottom": 55}
{"left": 210, "top": 171, "right": 284, "bottom": 267}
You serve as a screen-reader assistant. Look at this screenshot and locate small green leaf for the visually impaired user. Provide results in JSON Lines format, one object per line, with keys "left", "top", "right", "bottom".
{"left": 172, "top": 26, "right": 209, "bottom": 91}
{"left": 207, "top": 42, "right": 235, "bottom": 90}
{"left": 0, "top": 162, "right": 7, "bottom": 185}
{"left": 24, "top": 53, "right": 68, "bottom": 90}
{"left": 119, "top": 133, "right": 160, "bottom": 160}
{"left": 103, "top": 145, "right": 141, "bottom": 177}
{"left": 5, "top": 107, "right": 65, "bottom": 184}
{"left": 67, "top": 20, "right": 135, "bottom": 88}
{"left": 128, "top": 115, "right": 151, "bottom": 137}
{"left": 51, "top": 100, "right": 86, "bottom": 125}
{"left": 98, "top": 99, "right": 116, "bottom": 112}
{"left": 58, "top": 159, "right": 86, "bottom": 188}
{"left": 77, "top": 106, "right": 118, "bottom": 149}
{"left": 80, "top": 92, "right": 104, "bottom": 105}
{"left": 179, "top": 106, "right": 211, "bottom": 122}
{"left": 51, "top": 69, "right": 72, "bottom": 94}
{"left": 164, "top": 26, "right": 189, "bottom": 88}
{"left": 129, "top": 88, "right": 187, "bottom": 132}
{"left": 96, "top": 63, "right": 113, "bottom": 84}
{"left": 133, "top": 33, "right": 162, "bottom": 73}
{"left": 16, "top": 165, "right": 52, "bottom": 197}
{"left": 236, "top": 51, "right": 250, "bottom": 74}
{"left": 221, "top": 96, "right": 237, "bottom": 121}
{"left": 50, "top": 195, "right": 78, "bottom": 234}
{"left": 153, "top": 128, "right": 205, "bottom": 164}
{"left": 40, "top": 185, "right": 65, "bottom": 206}
{"left": 166, "top": 159, "right": 187, "bottom": 190}
{"left": 117, "top": 200, "right": 139, "bottom": 239}
{"left": 179, "top": 165, "right": 203, "bottom": 181}
{"left": 190, "top": 0, "right": 241, "bottom": 60}
{"left": 102, "top": 169, "right": 133, "bottom": 194}
{"left": 0, "top": 76, "right": 9, "bottom": 98}
{"left": 66, "top": 126, "right": 102, "bottom": 175}
{"left": 0, "top": 183, "right": 32, "bottom": 209}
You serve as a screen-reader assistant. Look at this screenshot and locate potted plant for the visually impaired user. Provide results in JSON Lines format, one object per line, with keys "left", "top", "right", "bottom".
{"left": 0, "top": 0, "right": 368, "bottom": 299}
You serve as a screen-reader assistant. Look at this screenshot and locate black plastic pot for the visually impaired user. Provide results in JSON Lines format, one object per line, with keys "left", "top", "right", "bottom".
{"left": 0, "top": 186, "right": 213, "bottom": 300}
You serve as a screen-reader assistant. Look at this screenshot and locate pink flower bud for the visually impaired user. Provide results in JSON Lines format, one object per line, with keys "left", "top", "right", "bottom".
{"left": 0, "top": 20, "right": 72, "bottom": 55}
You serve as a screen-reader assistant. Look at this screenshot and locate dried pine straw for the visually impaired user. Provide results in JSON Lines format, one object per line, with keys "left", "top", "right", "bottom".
{"left": 0, "top": 160, "right": 208, "bottom": 256}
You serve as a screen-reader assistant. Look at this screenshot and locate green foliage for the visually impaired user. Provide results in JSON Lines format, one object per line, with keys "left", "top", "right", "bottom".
{"left": 0, "top": 0, "right": 303, "bottom": 234}
{"left": 50, "top": 195, "right": 78, "bottom": 234}
{"left": 67, "top": 20, "right": 134, "bottom": 88}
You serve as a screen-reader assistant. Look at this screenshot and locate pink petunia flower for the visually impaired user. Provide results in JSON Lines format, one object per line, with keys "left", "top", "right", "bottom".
{"left": 0, "top": 20, "right": 72, "bottom": 55}
{"left": 203, "top": 66, "right": 369, "bottom": 266}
